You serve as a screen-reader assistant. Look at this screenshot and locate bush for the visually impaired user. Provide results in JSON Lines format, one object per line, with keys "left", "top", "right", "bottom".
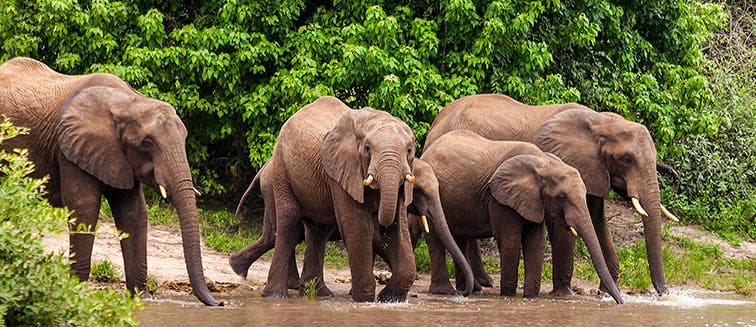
{"left": 0, "top": 119, "right": 139, "bottom": 326}
{"left": 90, "top": 260, "right": 121, "bottom": 283}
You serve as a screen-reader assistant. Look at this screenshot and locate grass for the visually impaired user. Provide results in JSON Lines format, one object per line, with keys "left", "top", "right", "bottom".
{"left": 90, "top": 259, "right": 120, "bottom": 283}
{"left": 301, "top": 279, "right": 318, "bottom": 299}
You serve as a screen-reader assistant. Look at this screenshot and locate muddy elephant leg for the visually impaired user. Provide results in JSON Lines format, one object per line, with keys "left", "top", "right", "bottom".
{"left": 467, "top": 239, "right": 494, "bottom": 288}
{"left": 105, "top": 187, "right": 149, "bottom": 296}
{"left": 332, "top": 184, "right": 376, "bottom": 302}
{"left": 262, "top": 183, "right": 302, "bottom": 298}
{"left": 301, "top": 222, "right": 335, "bottom": 297}
{"left": 426, "top": 227, "right": 456, "bottom": 295}
{"left": 547, "top": 218, "right": 576, "bottom": 297}
{"left": 588, "top": 196, "right": 620, "bottom": 291}
{"left": 60, "top": 157, "right": 103, "bottom": 282}
{"left": 230, "top": 181, "right": 277, "bottom": 279}
{"left": 377, "top": 211, "right": 416, "bottom": 302}
{"left": 521, "top": 223, "right": 546, "bottom": 298}
{"left": 286, "top": 249, "right": 301, "bottom": 289}
{"left": 490, "top": 205, "right": 522, "bottom": 297}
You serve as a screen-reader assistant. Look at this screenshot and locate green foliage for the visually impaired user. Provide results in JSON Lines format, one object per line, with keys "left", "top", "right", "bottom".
{"left": 301, "top": 278, "right": 319, "bottom": 299}
{"left": 413, "top": 238, "right": 431, "bottom": 273}
{"left": 0, "top": 0, "right": 729, "bottom": 200}
{"left": 0, "top": 120, "right": 139, "bottom": 326}
{"left": 90, "top": 260, "right": 121, "bottom": 283}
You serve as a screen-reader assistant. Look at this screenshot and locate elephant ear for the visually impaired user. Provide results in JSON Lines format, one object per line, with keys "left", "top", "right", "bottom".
{"left": 57, "top": 86, "right": 135, "bottom": 189}
{"left": 321, "top": 109, "right": 376, "bottom": 204}
{"left": 533, "top": 109, "right": 610, "bottom": 198}
{"left": 489, "top": 155, "right": 545, "bottom": 223}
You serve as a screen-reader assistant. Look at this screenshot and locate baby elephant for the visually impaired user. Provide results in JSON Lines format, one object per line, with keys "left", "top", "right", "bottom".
{"left": 419, "top": 130, "right": 624, "bottom": 304}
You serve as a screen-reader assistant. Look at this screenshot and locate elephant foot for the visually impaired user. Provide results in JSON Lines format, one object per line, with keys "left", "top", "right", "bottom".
{"left": 261, "top": 285, "right": 288, "bottom": 299}
{"left": 317, "top": 286, "right": 334, "bottom": 297}
{"left": 429, "top": 281, "right": 457, "bottom": 295}
{"left": 476, "top": 272, "right": 494, "bottom": 288}
{"left": 523, "top": 292, "right": 540, "bottom": 299}
{"left": 377, "top": 287, "right": 408, "bottom": 303}
{"left": 549, "top": 285, "right": 574, "bottom": 297}
{"left": 500, "top": 288, "right": 517, "bottom": 297}
{"left": 228, "top": 254, "right": 250, "bottom": 279}
{"left": 287, "top": 278, "right": 301, "bottom": 290}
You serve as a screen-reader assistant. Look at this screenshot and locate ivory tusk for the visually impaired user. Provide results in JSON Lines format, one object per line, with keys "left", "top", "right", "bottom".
{"left": 661, "top": 204, "right": 680, "bottom": 222}
{"left": 159, "top": 185, "right": 167, "bottom": 199}
{"left": 363, "top": 175, "right": 374, "bottom": 186}
{"left": 405, "top": 173, "right": 415, "bottom": 183}
{"left": 421, "top": 215, "right": 430, "bottom": 234}
{"left": 570, "top": 226, "right": 578, "bottom": 237}
{"left": 193, "top": 187, "right": 202, "bottom": 197}
{"left": 632, "top": 197, "right": 648, "bottom": 218}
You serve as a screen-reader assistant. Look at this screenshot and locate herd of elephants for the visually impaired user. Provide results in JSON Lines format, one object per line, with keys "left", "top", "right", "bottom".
{"left": 0, "top": 57, "right": 684, "bottom": 307}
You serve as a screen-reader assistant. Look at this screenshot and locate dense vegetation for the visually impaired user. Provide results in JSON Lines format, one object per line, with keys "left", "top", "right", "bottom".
{"left": 0, "top": 120, "right": 139, "bottom": 326}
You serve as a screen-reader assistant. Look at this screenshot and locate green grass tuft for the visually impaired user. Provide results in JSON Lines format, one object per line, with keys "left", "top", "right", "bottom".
{"left": 90, "top": 259, "right": 120, "bottom": 283}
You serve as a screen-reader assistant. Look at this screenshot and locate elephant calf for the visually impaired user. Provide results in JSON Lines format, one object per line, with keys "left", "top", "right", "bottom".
{"left": 418, "top": 130, "right": 624, "bottom": 304}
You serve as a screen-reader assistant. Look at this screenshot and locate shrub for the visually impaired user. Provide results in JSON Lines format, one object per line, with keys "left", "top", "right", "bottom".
{"left": 0, "top": 119, "right": 139, "bottom": 326}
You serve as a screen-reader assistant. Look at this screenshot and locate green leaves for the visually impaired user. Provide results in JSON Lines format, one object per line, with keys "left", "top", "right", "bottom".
{"left": 0, "top": 0, "right": 729, "bottom": 198}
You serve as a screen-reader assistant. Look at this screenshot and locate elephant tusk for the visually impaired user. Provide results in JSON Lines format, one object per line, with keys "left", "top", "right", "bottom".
{"left": 193, "top": 187, "right": 202, "bottom": 197}
{"left": 570, "top": 226, "right": 578, "bottom": 237}
{"left": 631, "top": 197, "right": 648, "bottom": 218}
{"left": 405, "top": 173, "right": 415, "bottom": 183}
{"left": 363, "top": 174, "right": 374, "bottom": 186}
{"left": 159, "top": 185, "right": 167, "bottom": 199}
{"left": 421, "top": 215, "right": 430, "bottom": 234}
{"left": 661, "top": 204, "right": 680, "bottom": 222}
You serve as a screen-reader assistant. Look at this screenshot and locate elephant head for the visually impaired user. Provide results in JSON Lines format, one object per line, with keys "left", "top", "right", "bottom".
{"left": 533, "top": 109, "right": 669, "bottom": 295}
{"left": 56, "top": 86, "right": 219, "bottom": 306}
{"left": 407, "top": 159, "right": 474, "bottom": 296}
{"left": 488, "top": 154, "right": 624, "bottom": 304}
{"left": 322, "top": 108, "right": 416, "bottom": 227}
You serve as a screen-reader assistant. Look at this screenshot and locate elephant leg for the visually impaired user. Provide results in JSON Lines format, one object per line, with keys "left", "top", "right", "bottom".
{"left": 490, "top": 205, "right": 522, "bottom": 297}
{"left": 59, "top": 157, "right": 103, "bottom": 282}
{"left": 588, "top": 196, "right": 619, "bottom": 292}
{"left": 331, "top": 184, "right": 376, "bottom": 302}
{"left": 301, "top": 222, "right": 335, "bottom": 297}
{"left": 426, "top": 227, "right": 456, "bottom": 295}
{"left": 547, "top": 218, "right": 576, "bottom": 297}
{"left": 521, "top": 222, "right": 546, "bottom": 298}
{"left": 262, "top": 184, "right": 302, "bottom": 298}
{"left": 105, "top": 187, "right": 148, "bottom": 296}
{"left": 230, "top": 181, "right": 277, "bottom": 279}
{"left": 467, "top": 239, "right": 494, "bottom": 288}
{"left": 286, "top": 249, "right": 301, "bottom": 289}
{"left": 377, "top": 211, "right": 415, "bottom": 302}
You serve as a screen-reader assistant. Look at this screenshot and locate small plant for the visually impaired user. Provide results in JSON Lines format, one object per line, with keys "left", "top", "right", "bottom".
{"left": 90, "top": 260, "right": 121, "bottom": 283}
{"left": 301, "top": 278, "right": 319, "bottom": 300}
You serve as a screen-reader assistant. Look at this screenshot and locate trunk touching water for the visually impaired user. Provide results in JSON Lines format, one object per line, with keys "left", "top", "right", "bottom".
{"left": 574, "top": 215, "right": 624, "bottom": 304}
{"left": 429, "top": 200, "right": 474, "bottom": 296}
{"left": 639, "top": 177, "right": 668, "bottom": 296}
{"left": 166, "top": 157, "right": 221, "bottom": 306}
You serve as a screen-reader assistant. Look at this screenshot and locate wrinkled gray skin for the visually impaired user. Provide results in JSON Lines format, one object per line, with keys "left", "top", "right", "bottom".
{"left": 230, "top": 96, "right": 473, "bottom": 302}
{"left": 0, "top": 57, "right": 220, "bottom": 306}
{"left": 231, "top": 158, "right": 473, "bottom": 298}
{"left": 425, "top": 93, "right": 671, "bottom": 296}
{"left": 414, "top": 131, "right": 623, "bottom": 303}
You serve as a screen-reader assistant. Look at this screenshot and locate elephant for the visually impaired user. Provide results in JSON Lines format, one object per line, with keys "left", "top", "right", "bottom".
{"left": 0, "top": 57, "right": 220, "bottom": 306}
{"left": 425, "top": 93, "right": 679, "bottom": 297}
{"left": 231, "top": 96, "right": 473, "bottom": 302}
{"left": 415, "top": 130, "right": 624, "bottom": 304}
{"left": 231, "top": 157, "right": 473, "bottom": 298}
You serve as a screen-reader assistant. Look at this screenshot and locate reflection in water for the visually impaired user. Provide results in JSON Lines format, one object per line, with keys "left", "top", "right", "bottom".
{"left": 137, "top": 290, "right": 756, "bottom": 327}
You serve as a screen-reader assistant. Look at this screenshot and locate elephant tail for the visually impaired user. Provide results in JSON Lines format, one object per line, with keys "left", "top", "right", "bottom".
{"left": 235, "top": 161, "right": 269, "bottom": 217}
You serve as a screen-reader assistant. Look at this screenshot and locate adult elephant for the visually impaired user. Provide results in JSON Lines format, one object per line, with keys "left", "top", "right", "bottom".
{"left": 231, "top": 158, "right": 472, "bottom": 298}
{"left": 234, "top": 96, "right": 473, "bottom": 302}
{"left": 0, "top": 57, "right": 220, "bottom": 306}
{"left": 425, "top": 93, "right": 678, "bottom": 297}
{"left": 417, "top": 131, "right": 623, "bottom": 303}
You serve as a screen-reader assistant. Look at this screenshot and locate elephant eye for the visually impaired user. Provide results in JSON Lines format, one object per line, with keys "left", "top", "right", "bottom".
{"left": 621, "top": 154, "right": 633, "bottom": 166}
{"left": 139, "top": 138, "right": 154, "bottom": 152}
{"left": 363, "top": 144, "right": 371, "bottom": 153}
{"left": 557, "top": 194, "right": 568, "bottom": 204}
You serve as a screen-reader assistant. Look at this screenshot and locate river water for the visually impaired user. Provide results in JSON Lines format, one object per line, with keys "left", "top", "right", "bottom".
{"left": 137, "top": 290, "right": 755, "bottom": 326}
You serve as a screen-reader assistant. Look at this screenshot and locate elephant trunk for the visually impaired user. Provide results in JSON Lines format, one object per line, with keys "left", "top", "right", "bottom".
{"left": 638, "top": 175, "right": 668, "bottom": 296}
{"left": 376, "top": 158, "right": 403, "bottom": 227}
{"left": 573, "top": 213, "right": 624, "bottom": 304}
{"left": 165, "top": 152, "right": 221, "bottom": 306}
{"left": 429, "top": 199, "right": 474, "bottom": 296}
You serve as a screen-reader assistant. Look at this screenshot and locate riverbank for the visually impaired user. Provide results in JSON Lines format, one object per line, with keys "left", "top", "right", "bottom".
{"left": 42, "top": 200, "right": 755, "bottom": 300}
